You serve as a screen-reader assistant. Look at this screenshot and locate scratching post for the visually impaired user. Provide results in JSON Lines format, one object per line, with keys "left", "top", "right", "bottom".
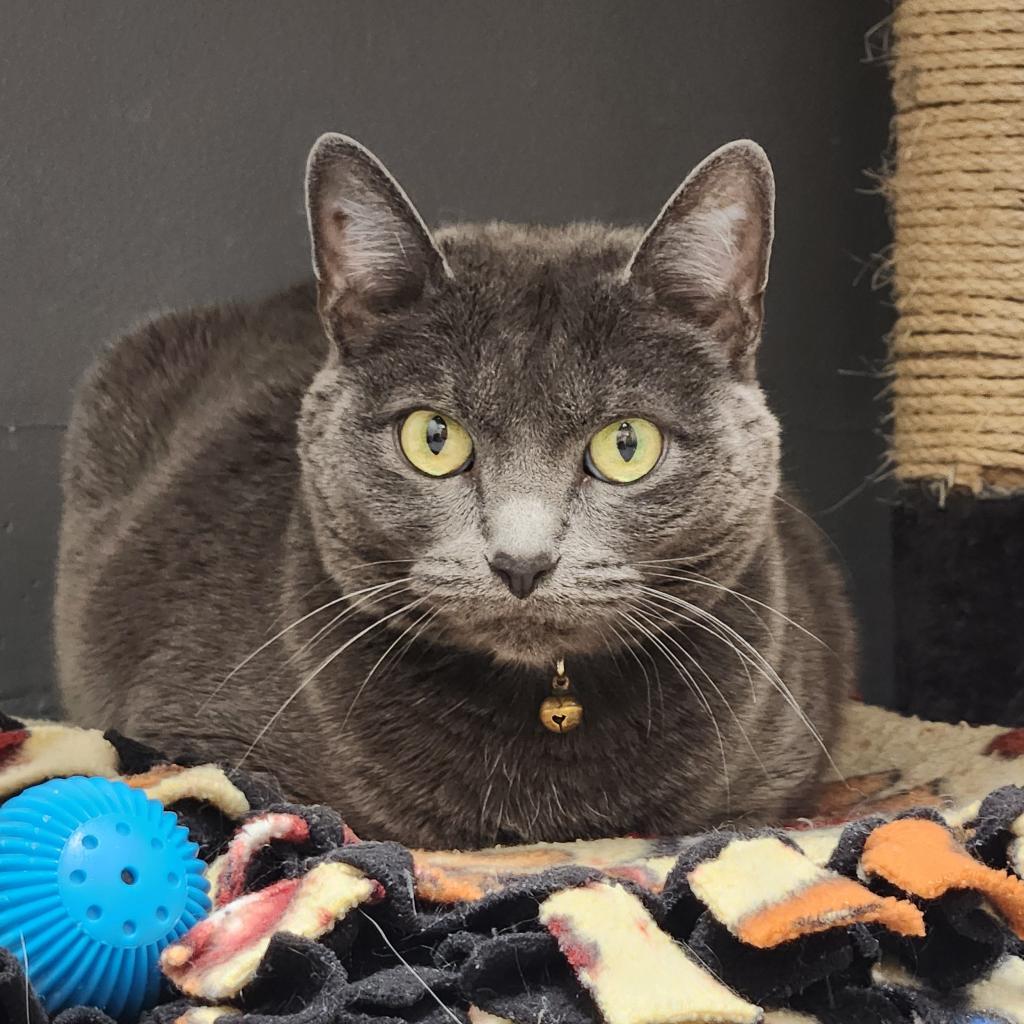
{"left": 889, "top": 0, "right": 1024, "bottom": 491}
{"left": 888, "top": 0, "right": 1024, "bottom": 724}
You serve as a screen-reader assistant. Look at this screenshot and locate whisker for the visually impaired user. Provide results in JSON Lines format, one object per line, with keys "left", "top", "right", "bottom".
{"left": 633, "top": 555, "right": 716, "bottom": 567}
{"left": 643, "top": 586, "right": 800, "bottom": 694}
{"left": 199, "top": 576, "right": 412, "bottom": 713}
{"left": 216, "top": 586, "right": 413, "bottom": 729}
{"left": 606, "top": 619, "right": 658, "bottom": 735}
{"left": 661, "top": 566, "right": 778, "bottom": 644}
{"left": 357, "top": 911, "right": 463, "bottom": 1024}
{"left": 236, "top": 597, "right": 423, "bottom": 767}
{"left": 597, "top": 625, "right": 631, "bottom": 690}
{"left": 263, "top": 573, "right": 333, "bottom": 634}
{"left": 629, "top": 534, "right": 734, "bottom": 570}
{"left": 351, "top": 558, "right": 417, "bottom": 570}
{"left": 638, "top": 566, "right": 830, "bottom": 650}
{"left": 262, "top": 560, "right": 415, "bottom": 634}
{"left": 772, "top": 493, "right": 848, "bottom": 565}
{"left": 638, "top": 583, "right": 760, "bottom": 701}
{"left": 631, "top": 596, "right": 770, "bottom": 783}
{"left": 641, "top": 587, "right": 790, "bottom": 704}
{"left": 599, "top": 619, "right": 670, "bottom": 789}
{"left": 291, "top": 584, "right": 415, "bottom": 664}
{"left": 339, "top": 602, "right": 438, "bottom": 733}
{"left": 621, "top": 609, "right": 731, "bottom": 811}
{"left": 639, "top": 586, "right": 842, "bottom": 781}
{"left": 367, "top": 595, "right": 445, "bottom": 687}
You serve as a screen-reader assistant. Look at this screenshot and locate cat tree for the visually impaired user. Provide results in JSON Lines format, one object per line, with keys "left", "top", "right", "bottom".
{"left": 888, "top": 0, "right": 1024, "bottom": 724}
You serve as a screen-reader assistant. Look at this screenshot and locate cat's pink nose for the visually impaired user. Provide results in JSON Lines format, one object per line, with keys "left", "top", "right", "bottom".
{"left": 489, "top": 552, "right": 558, "bottom": 599}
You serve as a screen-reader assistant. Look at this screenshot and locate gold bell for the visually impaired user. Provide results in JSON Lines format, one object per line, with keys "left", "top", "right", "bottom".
{"left": 540, "top": 659, "right": 583, "bottom": 734}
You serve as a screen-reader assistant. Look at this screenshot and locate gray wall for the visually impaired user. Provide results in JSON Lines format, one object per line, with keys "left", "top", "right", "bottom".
{"left": 0, "top": 1, "right": 893, "bottom": 718}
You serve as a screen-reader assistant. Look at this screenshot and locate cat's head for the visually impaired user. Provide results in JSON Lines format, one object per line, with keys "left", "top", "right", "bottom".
{"left": 299, "top": 134, "right": 779, "bottom": 667}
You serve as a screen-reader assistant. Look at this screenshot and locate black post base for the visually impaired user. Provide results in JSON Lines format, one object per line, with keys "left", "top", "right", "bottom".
{"left": 893, "top": 486, "right": 1024, "bottom": 727}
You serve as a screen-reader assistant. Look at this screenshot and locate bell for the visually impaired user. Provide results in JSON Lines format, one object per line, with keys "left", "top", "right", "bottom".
{"left": 540, "top": 693, "right": 583, "bottom": 734}
{"left": 539, "top": 659, "right": 583, "bottom": 734}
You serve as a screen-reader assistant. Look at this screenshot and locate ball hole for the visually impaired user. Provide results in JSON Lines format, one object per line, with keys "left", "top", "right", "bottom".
{"left": 86, "top": 905, "right": 102, "bottom": 920}
{"left": 69, "top": 869, "right": 86, "bottom": 885}
{"left": 167, "top": 872, "right": 179, "bottom": 886}
{"left": 155, "top": 906, "right": 168, "bottom": 922}
{"left": 150, "top": 838, "right": 164, "bottom": 851}
{"left": 115, "top": 822, "right": 130, "bottom": 836}
{"left": 82, "top": 835, "right": 98, "bottom": 850}
{"left": 121, "top": 867, "right": 137, "bottom": 885}
{"left": 122, "top": 920, "right": 136, "bottom": 936}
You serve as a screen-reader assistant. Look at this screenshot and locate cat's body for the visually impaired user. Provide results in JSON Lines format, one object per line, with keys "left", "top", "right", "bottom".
{"left": 57, "top": 141, "right": 855, "bottom": 849}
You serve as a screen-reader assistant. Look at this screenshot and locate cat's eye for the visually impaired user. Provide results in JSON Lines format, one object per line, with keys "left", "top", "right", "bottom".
{"left": 585, "top": 418, "right": 663, "bottom": 483}
{"left": 399, "top": 409, "right": 474, "bottom": 477}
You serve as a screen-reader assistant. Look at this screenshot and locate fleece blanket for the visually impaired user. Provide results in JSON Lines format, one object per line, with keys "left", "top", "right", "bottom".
{"left": 1, "top": 703, "right": 1024, "bottom": 1024}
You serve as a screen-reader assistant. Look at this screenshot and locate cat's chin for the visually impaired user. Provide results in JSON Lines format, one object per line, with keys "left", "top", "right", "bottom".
{"left": 449, "top": 618, "right": 605, "bottom": 669}
{"left": 487, "top": 642, "right": 563, "bottom": 670}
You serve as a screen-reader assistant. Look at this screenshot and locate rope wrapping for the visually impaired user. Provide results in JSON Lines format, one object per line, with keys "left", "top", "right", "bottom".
{"left": 888, "top": 0, "right": 1024, "bottom": 493}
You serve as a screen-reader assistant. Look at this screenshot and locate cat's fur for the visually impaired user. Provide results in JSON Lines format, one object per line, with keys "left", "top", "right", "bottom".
{"left": 56, "top": 135, "right": 855, "bottom": 848}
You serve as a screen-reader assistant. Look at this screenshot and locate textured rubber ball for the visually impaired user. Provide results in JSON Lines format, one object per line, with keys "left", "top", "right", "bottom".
{"left": 0, "top": 776, "right": 210, "bottom": 1021}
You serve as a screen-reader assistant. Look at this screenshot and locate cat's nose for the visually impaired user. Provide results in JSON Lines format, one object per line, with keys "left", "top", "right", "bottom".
{"left": 489, "top": 551, "right": 558, "bottom": 599}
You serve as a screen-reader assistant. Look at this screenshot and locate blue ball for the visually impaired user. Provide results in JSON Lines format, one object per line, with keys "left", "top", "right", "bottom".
{"left": 0, "top": 776, "right": 211, "bottom": 1020}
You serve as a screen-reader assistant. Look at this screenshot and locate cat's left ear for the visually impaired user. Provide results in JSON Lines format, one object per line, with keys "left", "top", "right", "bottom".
{"left": 627, "top": 140, "right": 774, "bottom": 378}
{"left": 305, "top": 133, "right": 451, "bottom": 338}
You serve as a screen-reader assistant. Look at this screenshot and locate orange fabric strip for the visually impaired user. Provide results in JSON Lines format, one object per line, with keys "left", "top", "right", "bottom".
{"left": 862, "top": 818, "right": 1024, "bottom": 938}
{"left": 738, "top": 877, "right": 925, "bottom": 948}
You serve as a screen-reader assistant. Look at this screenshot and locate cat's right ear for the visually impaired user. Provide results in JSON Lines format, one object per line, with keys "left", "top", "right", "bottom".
{"left": 305, "top": 134, "right": 451, "bottom": 338}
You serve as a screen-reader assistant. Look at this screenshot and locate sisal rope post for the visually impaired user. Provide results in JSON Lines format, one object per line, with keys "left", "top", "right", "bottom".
{"left": 887, "top": 0, "right": 1024, "bottom": 495}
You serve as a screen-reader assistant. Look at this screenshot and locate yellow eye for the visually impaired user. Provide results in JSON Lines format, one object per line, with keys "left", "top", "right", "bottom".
{"left": 399, "top": 409, "right": 474, "bottom": 477}
{"left": 586, "top": 418, "right": 663, "bottom": 483}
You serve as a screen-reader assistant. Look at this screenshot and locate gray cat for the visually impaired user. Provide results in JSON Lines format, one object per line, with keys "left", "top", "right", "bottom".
{"left": 56, "top": 134, "right": 855, "bottom": 849}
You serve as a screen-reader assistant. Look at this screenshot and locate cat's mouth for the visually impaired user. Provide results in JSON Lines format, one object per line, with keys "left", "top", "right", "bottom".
{"left": 437, "top": 603, "right": 609, "bottom": 668}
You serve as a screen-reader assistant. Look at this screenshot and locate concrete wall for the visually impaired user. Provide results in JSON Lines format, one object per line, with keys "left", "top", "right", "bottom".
{"left": 0, "top": 1, "right": 893, "bottom": 717}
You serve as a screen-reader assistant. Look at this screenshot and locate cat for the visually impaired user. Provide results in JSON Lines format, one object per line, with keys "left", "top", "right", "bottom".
{"left": 56, "top": 134, "right": 855, "bottom": 849}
